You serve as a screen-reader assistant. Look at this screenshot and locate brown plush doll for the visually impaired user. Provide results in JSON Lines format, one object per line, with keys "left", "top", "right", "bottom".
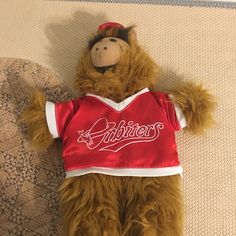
{"left": 21, "top": 22, "right": 216, "bottom": 236}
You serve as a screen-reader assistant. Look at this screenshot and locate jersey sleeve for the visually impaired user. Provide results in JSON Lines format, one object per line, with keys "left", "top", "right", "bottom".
{"left": 45, "top": 99, "right": 80, "bottom": 138}
{"left": 156, "top": 92, "right": 187, "bottom": 131}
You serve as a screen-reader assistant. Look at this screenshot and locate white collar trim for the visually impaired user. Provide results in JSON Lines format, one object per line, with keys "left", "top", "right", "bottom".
{"left": 86, "top": 88, "right": 149, "bottom": 111}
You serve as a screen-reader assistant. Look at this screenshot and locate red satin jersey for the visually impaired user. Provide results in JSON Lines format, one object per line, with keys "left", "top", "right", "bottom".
{"left": 45, "top": 88, "right": 186, "bottom": 178}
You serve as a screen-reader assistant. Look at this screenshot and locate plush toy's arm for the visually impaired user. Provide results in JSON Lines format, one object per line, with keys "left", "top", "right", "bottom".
{"left": 21, "top": 90, "right": 54, "bottom": 151}
{"left": 169, "top": 80, "right": 216, "bottom": 134}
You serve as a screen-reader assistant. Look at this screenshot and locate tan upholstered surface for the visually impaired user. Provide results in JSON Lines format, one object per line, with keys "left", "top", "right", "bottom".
{"left": 0, "top": 59, "right": 71, "bottom": 235}
{"left": 0, "top": 0, "right": 235, "bottom": 235}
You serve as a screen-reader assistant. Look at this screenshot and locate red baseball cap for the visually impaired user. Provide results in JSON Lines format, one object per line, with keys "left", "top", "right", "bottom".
{"left": 98, "top": 22, "right": 125, "bottom": 31}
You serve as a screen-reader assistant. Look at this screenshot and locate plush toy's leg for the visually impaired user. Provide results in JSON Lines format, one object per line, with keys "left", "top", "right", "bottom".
{"left": 122, "top": 175, "right": 184, "bottom": 236}
{"left": 59, "top": 174, "right": 122, "bottom": 236}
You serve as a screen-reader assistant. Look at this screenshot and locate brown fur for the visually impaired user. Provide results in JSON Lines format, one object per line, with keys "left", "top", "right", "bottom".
{"left": 21, "top": 25, "right": 215, "bottom": 236}
{"left": 59, "top": 174, "right": 122, "bottom": 236}
{"left": 121, "top": 175, "right": 183, "bottom": 236}
{"left": 59, "top": 174, "right": 183, "bottom": 236}
{"left": 21, "top": 90, "right": 53, "bottom": 151}
{"left": 169, "top": 80, "right": 216, "bottom": 134}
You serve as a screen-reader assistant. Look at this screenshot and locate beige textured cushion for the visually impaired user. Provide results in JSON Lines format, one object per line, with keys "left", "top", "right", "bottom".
{"left": 0, "top": 0, "right": 235, "bottom": 235}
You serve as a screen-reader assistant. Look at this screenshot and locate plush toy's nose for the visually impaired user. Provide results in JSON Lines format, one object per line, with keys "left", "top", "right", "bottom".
{"left": 91, "top": 37, "right": 129, "bottom": 68}
{"left": 91, "top": 42, "right": 121, "bottom": 68}
{"left": 93, "top": 46, "right": 110, "bottom": 62}
{"left": 94, "top": 46, "right": 110, "bottom": 58}
{"left": 95, "top": 46, "right": 108, "bottom": 51}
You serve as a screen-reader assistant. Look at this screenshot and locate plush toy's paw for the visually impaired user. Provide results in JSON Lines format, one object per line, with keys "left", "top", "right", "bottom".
{"left": 169, "top": 80, "right": 217, "bottom": 134}
{"left": 20, "top": 90, "right": 53, "bottom": 151}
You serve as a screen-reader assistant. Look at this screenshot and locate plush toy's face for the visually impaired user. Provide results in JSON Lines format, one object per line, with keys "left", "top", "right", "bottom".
{"left": 75, "top": 23, "right": 160, "bottom": 102}
{"left": 91, "top": 37, "right": 129, "bottom": 70}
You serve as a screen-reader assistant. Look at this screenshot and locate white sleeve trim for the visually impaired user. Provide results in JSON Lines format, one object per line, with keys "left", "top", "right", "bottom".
{"left": 45, "top": 101, "right": 59, "bottom": 138}
{"left": 169, "top": 94, "right": 187, "bottom": 129}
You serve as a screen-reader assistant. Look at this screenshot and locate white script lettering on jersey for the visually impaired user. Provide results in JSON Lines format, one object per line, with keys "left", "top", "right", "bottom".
{"left": 77, "top": 118, "right": 164, "bottom": 152}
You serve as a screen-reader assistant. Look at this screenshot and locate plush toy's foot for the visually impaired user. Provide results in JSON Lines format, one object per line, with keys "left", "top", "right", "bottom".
{"left": 59, "top": 174, "right": 122, "bottom": 236}
{"left": 121, "top": 175, "right": 184, "bottom": 236}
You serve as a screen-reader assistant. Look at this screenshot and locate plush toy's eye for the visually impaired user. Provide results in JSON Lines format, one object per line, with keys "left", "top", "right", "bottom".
{"left": 109, "top": 38, "right": 117, "bottom": 42}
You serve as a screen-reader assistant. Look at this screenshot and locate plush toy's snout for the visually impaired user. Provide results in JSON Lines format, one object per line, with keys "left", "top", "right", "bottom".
{"left": 91, "top": 37, "right": 129, "bottom": 70}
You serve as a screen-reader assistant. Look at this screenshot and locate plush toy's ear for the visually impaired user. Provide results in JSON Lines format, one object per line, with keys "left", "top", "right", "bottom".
{"left": 128, "top": 27, "right": 137, "bottom": 43}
